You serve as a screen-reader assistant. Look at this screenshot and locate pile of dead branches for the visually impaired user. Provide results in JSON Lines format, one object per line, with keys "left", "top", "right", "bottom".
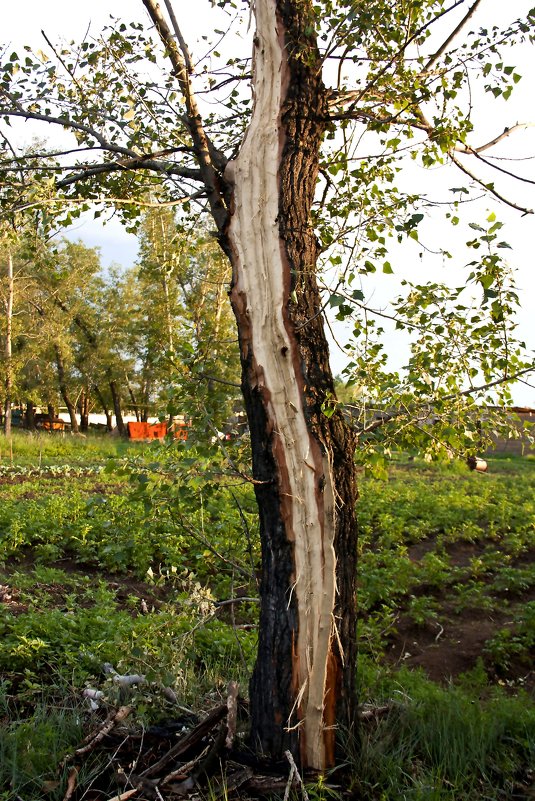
{"left": 58, "top": 683, "right": 312, "bottom": 801}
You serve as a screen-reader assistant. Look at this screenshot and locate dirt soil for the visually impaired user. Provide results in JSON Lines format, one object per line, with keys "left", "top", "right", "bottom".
{"left": 383, "top": 537, "right": 535, "bottom": 692}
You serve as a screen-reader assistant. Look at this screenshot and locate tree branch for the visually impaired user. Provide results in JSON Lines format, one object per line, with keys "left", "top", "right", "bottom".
{"left": 456, "top": 123, "right": 535, "bottom": 154}
{"left": 359, "top": 364, "right": 535, "bottom": 435}
{"left": 0, "top": 100, "right": 134, "bottom": 159}
{"left": 141, "top": 0, "right": 229, "bottom": 232}
{"left": 422, "top": 0, "right": 482, "bottom": 73}
{"left": 461, "top": 148, "right": 535, "bottom": 186}
{"left": 450, "top": 152, "right": 534, "bottom": 215}
{"left": 55, "top": 157, "right": 202, "bottom": 189}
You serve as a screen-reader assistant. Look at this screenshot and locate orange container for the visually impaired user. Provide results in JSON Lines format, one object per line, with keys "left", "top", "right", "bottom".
{"left": 127, "top": 421, "right": 167, "bottom": 440}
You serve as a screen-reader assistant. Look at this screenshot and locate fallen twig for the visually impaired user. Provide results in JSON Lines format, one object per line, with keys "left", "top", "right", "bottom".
{"left": 74, "top": 707, "right": 132, "bottom": 757}
{"left": 140, "top": 704, "right": 227, "bottom": 778}
{"left": 61, "top": 766, "right": 78, "bottom": 801}
{"left": 160, "top": 746, "right": 210, "bottom": 786}
{"left": 62, "top": 706, "right": 132, "bottom": 766}
{"left": 285, "top": 750, "right": 309, "bottom": 801}
{"left": 104, "top": 789, "right": 139, "bottom": 801}
{"left": 225, "top": 681, "right": 239, "bottom": 749}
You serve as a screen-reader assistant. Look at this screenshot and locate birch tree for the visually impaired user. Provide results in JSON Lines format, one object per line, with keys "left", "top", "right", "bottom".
{"left": 1, "top": 0, "right": 534, "bottom": 770}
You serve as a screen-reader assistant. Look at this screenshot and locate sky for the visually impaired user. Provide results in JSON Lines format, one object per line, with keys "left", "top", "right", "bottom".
{"left": 3, "top": 0, "right": 535, "bottom": 406}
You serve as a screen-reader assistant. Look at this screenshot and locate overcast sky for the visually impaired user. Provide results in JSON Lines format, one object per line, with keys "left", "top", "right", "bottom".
{"left": 3, "top": 1, "right": 535, "bottom": 405}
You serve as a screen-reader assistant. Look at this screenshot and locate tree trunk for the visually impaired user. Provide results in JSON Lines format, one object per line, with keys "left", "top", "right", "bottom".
{"left": 223, "top": 0, "right": 359, "bottom": 770}
{"left": 54, "top": 344, "right": 79, "bottom": 433}
{"left": 93, "top": 384, "right": 113, "bottom": 431}
{"left": 25, "top": 401, "right": 36, "bottom": 430}
{"left": 3, "top": 251, "right": 14, "bottom": 437}
{"left": 109, "top": 379, "right": 126, "bottom": 435}
{"left": 78, "top": 387, "right": 90, "bottom": 432}
{"left": 141, "top": 0, "right": 358, "bottom": 772}
{"left": 126, "top": 375, "right": 140, "bottom": 421}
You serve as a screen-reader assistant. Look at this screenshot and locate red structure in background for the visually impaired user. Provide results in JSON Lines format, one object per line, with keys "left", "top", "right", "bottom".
{"left": 127, "top": 421, "right": 188, "bottom": 441}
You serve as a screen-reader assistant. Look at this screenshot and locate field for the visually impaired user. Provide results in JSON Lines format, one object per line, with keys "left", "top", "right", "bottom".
{"left": 0, "top": 432, "right": 534, "bottom": 800}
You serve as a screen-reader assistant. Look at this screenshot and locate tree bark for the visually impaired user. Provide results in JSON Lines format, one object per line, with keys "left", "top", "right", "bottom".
{"left": 3, "top": 251, "right": 14, "bottom": 437}
{"left": 223, "top": 0, "right": 359, "bottom": 770}
{"left": 141, "top": 0, "right": 359, "bottom": 772}
{"left": 25, "top": 401, "right": 36, "bottom": 430}
{"left": 54, "top": 344, "right": 79, "bottom": 433}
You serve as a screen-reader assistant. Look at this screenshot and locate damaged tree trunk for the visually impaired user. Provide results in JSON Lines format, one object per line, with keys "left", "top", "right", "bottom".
{"left": 144, "top": 0, "right": 358, "bottom": 772}
{"left": 224, "top": 0, "right": 359, "bottom": 770}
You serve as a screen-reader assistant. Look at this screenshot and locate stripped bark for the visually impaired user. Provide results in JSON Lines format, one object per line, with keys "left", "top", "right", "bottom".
{"left": 225, "top": 0, "right": 358, "bottom": 770}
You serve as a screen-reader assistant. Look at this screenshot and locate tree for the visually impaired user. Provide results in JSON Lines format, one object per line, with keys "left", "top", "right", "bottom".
{"left": 136, "top": 211, "right": 240, "bottom": 429}
{"left": 1, "top": 0, "right": 534, "bottom": 770}
{"left": 1, "top": 245, "right": 14, "bottom": 436}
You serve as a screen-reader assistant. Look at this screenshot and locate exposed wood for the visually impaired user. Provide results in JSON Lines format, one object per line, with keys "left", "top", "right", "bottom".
{"left": 226, "top": 0, "right": 358, "bottom": 770}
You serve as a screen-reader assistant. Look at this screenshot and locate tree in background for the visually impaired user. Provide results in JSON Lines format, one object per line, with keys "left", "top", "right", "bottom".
{"left": 1, "top": 0, "right": 534, "bottom": 769}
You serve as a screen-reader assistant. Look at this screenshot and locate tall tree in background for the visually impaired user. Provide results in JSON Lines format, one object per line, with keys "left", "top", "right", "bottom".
{"left": 1, "top": 244, "right": 14, "bottom": 436}
{"left": 137, "top": 215, "right": 240, "bottom": 431}
{"left": 1, "top": 0, "right": 534, "bottom": 769}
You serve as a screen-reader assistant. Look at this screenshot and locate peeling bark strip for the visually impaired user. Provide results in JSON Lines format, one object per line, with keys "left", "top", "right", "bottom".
{"left": 226, "top": 0, "right": 358, "bottom": 770}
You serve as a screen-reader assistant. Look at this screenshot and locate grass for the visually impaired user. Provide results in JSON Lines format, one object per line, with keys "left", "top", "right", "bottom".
{"left": 352, "top": 658, "right": 535, "bottom": 800}
{"left": 0, "top": 430, "right": 143, "bottom": 467}
{"left": 0, "top": 435, "right": 533, "bottom": 799}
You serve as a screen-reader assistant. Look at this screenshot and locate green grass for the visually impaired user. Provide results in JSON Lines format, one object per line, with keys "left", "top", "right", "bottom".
{"left": 351, "top": 658, "right": 535, "bottom": 800}
{"left": 0, "top": 439, "right": 534, "bottom": 800}
{"left": 357, "top": 456, "right": 535, "bottom": 668}
{"left": 0, "top": 430, "right": 143, "bottom": 467}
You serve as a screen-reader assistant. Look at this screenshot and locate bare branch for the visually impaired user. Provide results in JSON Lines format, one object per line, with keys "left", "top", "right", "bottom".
{"left": 450, "top": 152, "right": 534, "bottom": 215}
{"left": 2, "top": 191, "right": 207, "bottom": 219}
{"left": 456, "top": 123, "right": 535, "bottom": 154}
{"left": 141, "top": 0, "right": 229, "bottom": 231}
{"left": 55, "top": 156, "right": 202, "bottom": 189}
{"left": 0, "top": 99, "right": 134, "bottom": 158}
{"left": 162, "top": 0, "right": 194, "bottom": 75}
{"left": 422, "top": 0, "right": 482, "bottom": 73}
{"left": 462, "top": 148, "right": 535, "bottom": 186}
